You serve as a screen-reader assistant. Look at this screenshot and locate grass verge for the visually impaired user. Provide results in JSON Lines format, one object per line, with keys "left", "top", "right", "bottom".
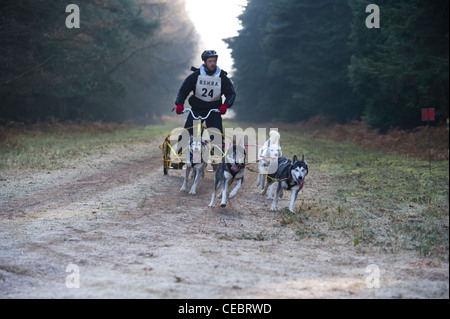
{"left": 279, "top": 129, "right": 449, "bottom": 261}
{"left": 0, "top": 122, "right": 176, "bottom": 172}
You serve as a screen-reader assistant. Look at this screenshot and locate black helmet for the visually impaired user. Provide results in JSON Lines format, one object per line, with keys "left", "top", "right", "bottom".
{"left": 201, "top": 50, "right": 218, "bottom": 61}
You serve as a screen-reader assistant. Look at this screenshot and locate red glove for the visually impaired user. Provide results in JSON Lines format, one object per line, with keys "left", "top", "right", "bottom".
{"left": 176, "top": 104, "right": 184, "bottom": 115}
{"left": 219, "top": 104, "right": 228, "bottom": 115}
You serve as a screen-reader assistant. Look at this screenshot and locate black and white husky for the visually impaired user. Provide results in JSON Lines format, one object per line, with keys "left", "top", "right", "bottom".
{"left": 256, "top": 130, "right": 282, "bottom": 198}
{"left": 180, "top": 137, "right": 207, "bottom": 195}
{"left": 262, "top": 155, "right": 308, "bottom": 213}
{"left": 208, "top": 141, "right": 246, "bottom": 207}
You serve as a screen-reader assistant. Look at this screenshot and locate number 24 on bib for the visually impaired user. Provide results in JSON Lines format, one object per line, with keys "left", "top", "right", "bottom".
{"left": 195, "top": 75, "right": 222, "bottom": 102}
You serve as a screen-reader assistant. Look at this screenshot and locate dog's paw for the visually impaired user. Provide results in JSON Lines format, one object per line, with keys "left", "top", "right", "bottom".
{"left": 180, "top": 186, "right": 186, "bottom": 192}
{"left": 188, "top": 189, "right": 197, "bottom": 195}
{"left": 270, "top": 205, "right": 277, "bottom": 211}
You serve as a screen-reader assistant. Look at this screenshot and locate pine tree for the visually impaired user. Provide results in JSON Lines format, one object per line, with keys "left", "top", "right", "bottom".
{"left": 0, "top": 0, "right": 199, "bottom": 123}
{"left": 348, "top": 0, "right": 449, "bottom": 129}
{"left": 228, "top": 0, "right": 363, "bottom": 123}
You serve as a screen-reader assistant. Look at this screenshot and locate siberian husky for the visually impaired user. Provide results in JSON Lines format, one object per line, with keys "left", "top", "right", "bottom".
{"left": 256, "top": 130, "right": 282, "bottom": 198}
{"left": 180, "top": 137, "right": 207, "bottom": 195}
{"left": 262, "top": 155, "right": 308, "bottom": 213}
{"left": 208, "top": 140, "right": 246, "bottom": 207}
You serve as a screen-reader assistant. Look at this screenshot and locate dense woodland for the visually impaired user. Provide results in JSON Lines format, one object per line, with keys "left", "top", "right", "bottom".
{"left": 0, "top": 0, "right": 199, "bottom": 123}
{"left": 227, "top": 0, "right": 449, "bottom": 129}
{"left": 1, "top": 0, "right": 448, "bottom": 130}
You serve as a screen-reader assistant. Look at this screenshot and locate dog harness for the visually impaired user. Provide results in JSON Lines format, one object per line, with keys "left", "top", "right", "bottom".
{"left": 225, "top": 162, "right": 246, "bottom": 178}
{"left": 268, "top": 157, "right": 305, "bottom": 190}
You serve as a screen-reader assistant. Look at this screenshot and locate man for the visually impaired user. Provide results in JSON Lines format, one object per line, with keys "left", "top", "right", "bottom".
{"left": 173, "top": 50, "right": 236, "bottom": 169}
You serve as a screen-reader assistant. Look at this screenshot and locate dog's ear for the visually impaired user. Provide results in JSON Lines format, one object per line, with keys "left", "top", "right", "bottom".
{"left": 239, "top": 137, "right": 244, "bottom": 148}
{"left": 292, "top": 155, "right": 298, "bottom": 163}
{"left": 302, "top": 155, "right": 308, "bottom": 165}
{"left": 269, "top": 130, "right": 280, "bottom": 145}
{"left": 232, "top": 135, "right": 238, "bottom": 146}
{"left": 225, "top": 138, "right": 233, "bottom": 151}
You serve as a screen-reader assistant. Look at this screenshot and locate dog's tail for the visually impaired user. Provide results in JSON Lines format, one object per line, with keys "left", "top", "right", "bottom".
{"left": 269, "top": 130, "right": 280, "bottom": 145}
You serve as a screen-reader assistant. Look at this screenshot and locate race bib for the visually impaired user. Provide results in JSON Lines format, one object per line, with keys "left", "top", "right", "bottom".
{"left": 195, "top": 69, "right": 222, "bottom": 102}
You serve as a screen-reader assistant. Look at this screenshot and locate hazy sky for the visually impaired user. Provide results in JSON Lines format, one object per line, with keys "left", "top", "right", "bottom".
{"left": 185, "top": 0, "right": 247, "bottom": 75}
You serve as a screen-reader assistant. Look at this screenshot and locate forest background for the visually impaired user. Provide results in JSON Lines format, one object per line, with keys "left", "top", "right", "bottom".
{"left": 0, "top": 0, "right": 448, "bottom": 130}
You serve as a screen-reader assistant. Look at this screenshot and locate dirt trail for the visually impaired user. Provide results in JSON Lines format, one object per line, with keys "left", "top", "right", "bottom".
{"left": 0, "top": 141, "right": 448, "bottom": 298}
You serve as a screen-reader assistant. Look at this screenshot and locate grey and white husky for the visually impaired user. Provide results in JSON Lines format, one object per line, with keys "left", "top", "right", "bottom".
{"left": 262, "top": 155, "right": 308, "bottom": 213}
{"left": 256, "top": 130, "right": 282, "bottom": 198}
{"left": 208, "top": 141, "right": 246, "bottom": 207}
{"left": 180, "top": 136, "right": 207, "bottom": 195}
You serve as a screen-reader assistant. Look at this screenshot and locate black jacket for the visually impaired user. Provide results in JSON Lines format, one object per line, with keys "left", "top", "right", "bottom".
{"left": 175, "top": 67, "right": 236, "bottom": 111}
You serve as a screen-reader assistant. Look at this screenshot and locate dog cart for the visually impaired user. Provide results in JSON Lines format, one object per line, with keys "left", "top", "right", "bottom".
{"left": 160, "top": 108, "right": 222, "bottom": 175}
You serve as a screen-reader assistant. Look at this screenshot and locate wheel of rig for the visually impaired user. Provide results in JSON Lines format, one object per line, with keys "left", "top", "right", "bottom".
{"left": 162, "top": 140, "right": 170, "bottom": 175}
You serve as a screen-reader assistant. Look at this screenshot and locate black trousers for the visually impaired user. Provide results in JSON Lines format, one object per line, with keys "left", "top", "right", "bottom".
{"left": 178, "top": 110, "right": 224, "bottom": 162}
{"left": 184, "top": 111, "right": 223, "bottom": 135}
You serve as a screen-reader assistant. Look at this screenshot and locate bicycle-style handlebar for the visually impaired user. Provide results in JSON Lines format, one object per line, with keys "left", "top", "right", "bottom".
{"left": 183, "top": 108, "right": 220, "bottom": 120}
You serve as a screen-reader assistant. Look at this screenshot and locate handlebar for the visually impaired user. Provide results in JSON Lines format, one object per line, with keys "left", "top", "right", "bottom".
{"left": 183, "top": 108, "right": 220, "bottom": 120}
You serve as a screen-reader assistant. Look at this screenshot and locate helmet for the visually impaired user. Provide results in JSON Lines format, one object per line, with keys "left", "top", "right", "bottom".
{"left": 201, "top": 50, "right": 218, "bottom": 61}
